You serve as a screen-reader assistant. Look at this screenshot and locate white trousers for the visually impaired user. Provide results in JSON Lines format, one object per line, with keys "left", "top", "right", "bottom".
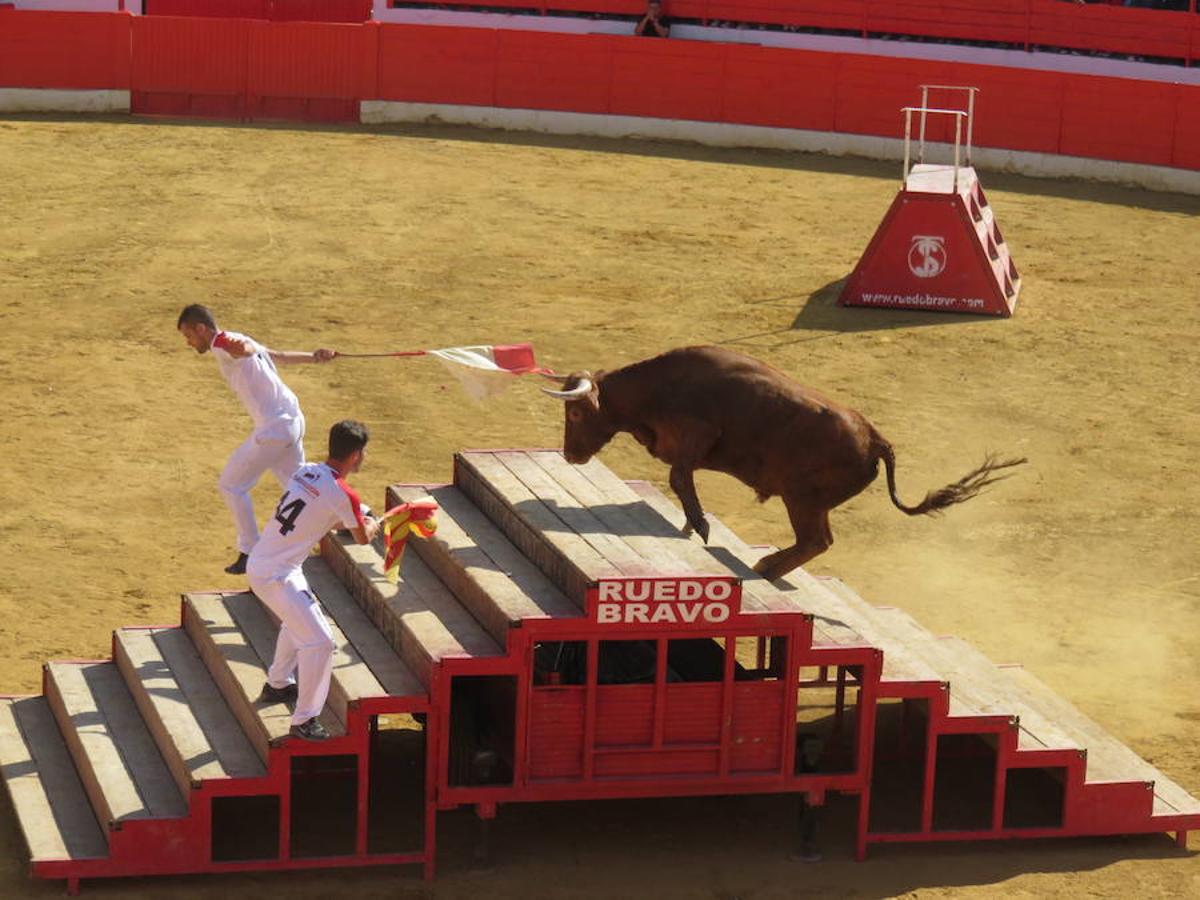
{"left": 249, "top": 568, "right": 335, "bottom": 726}
{"left": 219, "top": 414, "right": 305, "bottom": 555}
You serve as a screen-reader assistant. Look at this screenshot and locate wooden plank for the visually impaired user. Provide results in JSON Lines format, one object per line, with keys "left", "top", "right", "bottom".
{"left": 561, "top": 461, "right": 786, "bottom": 615}
{"left": 302, "top": 556, "right": 425, "bottom": 700}
{"left": 392, "top": 483, "right": 581, "bottom": 643}
{"left": 620, "top": 476, "right": 761, "bottom": 555}
{"left": 152, "top": 629, "right": 264, "bottom": 780}
{"left": 929, "top": 635, "right": 1080, "bottom": 751}
{"left": 1000, "top": 664, "right": 1200, "bottom": 817}
{"left": 223, "top": 593, "right": 344, "bottom": 739}
{"left": 290, "top": 560, "right": 389, "bottom": 714}
{"left": 856, "top": 608, "right": 1078, "bottom": 750}
{"left": 45, "top": 663, "right": 186, "bottom": 824}
{"left": 114, "top": 627, "right": 216, "bottom": 794}
{"left": 619, "top": 476, "right": 845, "bottom": 623}
{"left": 803, "top": 578, "right": 946, "bottom": 686}
{"left": 0, "top": 697, "right": 107, "bottom": 861}
{"left": 496, "top": 450, "right": 660, "bottom": 577}
{"left": 183, "top": 593, "right": 277, "bottom": 762}
{"left": 455, "top": 451, "right": 620, "bottom": 600}
{"left": 531, "top": 450, "right": 720, "bottom": 578}
{"left": 320, "top": 532, "right": 502, "bottom": 687}
{"left": 618, "top": 475, "right": 852, "bottom": 619}
{"left": 114, "top": 628, "right": 262, "bottom": 793}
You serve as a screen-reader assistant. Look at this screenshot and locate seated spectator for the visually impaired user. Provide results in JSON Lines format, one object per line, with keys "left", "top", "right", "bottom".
{"left": 634, "top": 0, "right": 671, "bottom": 37}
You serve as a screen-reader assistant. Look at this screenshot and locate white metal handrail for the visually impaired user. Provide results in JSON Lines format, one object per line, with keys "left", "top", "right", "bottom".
{"left": 902, "top": 107, "right": 967, "bottom": 192}
{"left": 918, "top": 84, "right": 979, "bottom": 166}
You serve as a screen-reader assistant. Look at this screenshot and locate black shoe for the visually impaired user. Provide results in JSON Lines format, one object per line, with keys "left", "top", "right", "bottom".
{"left": 224, "top": 552, "right": 248, "bottom": 575}
{"left": 257, "top": 682, "right": 298, "bottom": 705}
{"left": 289, "top": 717, "right": 330, "bottom": 742}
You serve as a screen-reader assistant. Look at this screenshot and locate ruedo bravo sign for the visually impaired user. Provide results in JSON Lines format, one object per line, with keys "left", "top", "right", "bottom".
{"left": 588, "top": 576, "right": 741, "bottom": 626}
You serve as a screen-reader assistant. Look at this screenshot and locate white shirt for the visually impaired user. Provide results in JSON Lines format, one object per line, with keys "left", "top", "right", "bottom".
{"left": 212, "top": 330, "right": 302, "bottom": 429}
{"left": 248, "top": 462, "right": 364, "bottom": 579}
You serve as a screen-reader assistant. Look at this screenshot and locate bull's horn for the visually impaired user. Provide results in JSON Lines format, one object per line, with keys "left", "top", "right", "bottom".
{"left": 541, "top": 378, "right": 593, "bottom": 400}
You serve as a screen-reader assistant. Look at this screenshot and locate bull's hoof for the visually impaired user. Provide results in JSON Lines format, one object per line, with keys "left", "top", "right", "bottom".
{"left": 681, "top": 517, "right": 710, "bottom": 543}
{"left": 753, "top": 554, "right": 789, "bottom": 581}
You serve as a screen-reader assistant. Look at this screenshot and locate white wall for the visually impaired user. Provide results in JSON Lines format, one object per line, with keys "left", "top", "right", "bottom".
{"left": 0, "top": 88, "right": 131, "bottom": 112}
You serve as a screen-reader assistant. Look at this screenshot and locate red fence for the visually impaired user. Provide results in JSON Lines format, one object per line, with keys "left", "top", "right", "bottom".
{"left": 386, "top": 0, "right": 1200, "bottom": 65}
{"left": 375, "top": 24, "right": 1200, "bottom": 169}
{"left": 2, "top": 9, "right": 1199, "bottom": 170}
{"left": 0, "top": 10, "right": 130, "bottom": 90}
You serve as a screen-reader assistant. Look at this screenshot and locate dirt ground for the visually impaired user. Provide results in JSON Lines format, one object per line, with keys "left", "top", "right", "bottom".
{"left": 0, "top": 115, "right": 1197, "bottom": 899}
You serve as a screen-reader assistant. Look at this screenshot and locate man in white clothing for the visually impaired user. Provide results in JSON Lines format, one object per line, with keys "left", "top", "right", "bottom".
{"left": 177, "top": 304, "right": 337, "bottom": 575}
{"left": 248, "top": 419, "right": 380, "bottom": 742}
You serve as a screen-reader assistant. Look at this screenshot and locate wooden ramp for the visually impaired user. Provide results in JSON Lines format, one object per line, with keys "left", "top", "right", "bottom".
{"left": 0, "top": 449, "right": 1195, "bottom": 894}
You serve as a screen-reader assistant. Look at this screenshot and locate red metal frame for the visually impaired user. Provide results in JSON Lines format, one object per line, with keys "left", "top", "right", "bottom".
{"left": 6, "top": 553, "right": 1198, "bottom": 892}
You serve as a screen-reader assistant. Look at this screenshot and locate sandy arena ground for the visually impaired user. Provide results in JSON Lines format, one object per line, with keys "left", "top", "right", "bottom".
{"left": 0, "top": 115, "right": 1197, "bottom": 899}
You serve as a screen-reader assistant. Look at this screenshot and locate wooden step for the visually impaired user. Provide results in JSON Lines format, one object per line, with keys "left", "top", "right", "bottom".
{"left": 0, "top": 697, "right": 108, "bottom": 862}
{"left": 621, "top": 478, "right": 872, "bottom": 644}
{"left": 389, "top": 482, "right": 582, "bottom": 644}
{"left": 860, "top": 608, "right": 1080, "bottom": 751}
{"left": 113, "top": 627, "right": 264, "bottom": 794}
{"left": 319, "top": 532, "right": 502, "bottom": 688}
{"left": 44, "top": 662, "right": 187, "bottom": 829}
{"left": 805, "top": 578, "right": 947, "bottom": 688}
{"left": 999, "top": 664, "right": 1200, "bottom": 818}
{"left": 455, "top": 450, "right": 629, "bottom": 601}
{"left": 302, "top": 556, "right": 425, "bottom": 702}
{"left": 247, "top": 563, "right": 386, "bottom": 725}
{"left": 182, "top": 593, "right": 342, "bottom": 759}
{"left": 460, "top": 452, "right": 802, "bottom": 622}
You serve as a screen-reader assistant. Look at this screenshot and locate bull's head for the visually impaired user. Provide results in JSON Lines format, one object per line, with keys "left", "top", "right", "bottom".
{"left": 541, "top": 371, "right": 616, "bottom": 464}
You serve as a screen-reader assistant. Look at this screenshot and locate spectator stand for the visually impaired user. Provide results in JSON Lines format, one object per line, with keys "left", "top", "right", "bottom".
{"left": 377, "top": 0, "right": 1200, "bottom": 66}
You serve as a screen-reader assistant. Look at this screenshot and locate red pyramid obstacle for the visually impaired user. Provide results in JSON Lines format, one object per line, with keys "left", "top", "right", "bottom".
{"left": 840, "top": 86, "right": 1020, "bottom": 317}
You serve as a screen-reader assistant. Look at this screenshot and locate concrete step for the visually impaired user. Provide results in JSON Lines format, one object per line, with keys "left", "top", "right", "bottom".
{"left": 182, "top": 592, "right": 342, "bottom": 760}
{"left": 320, "top": 532, "right": 502, "bottom": 690}
{"left": 113, "top": 627, "right": 264, "bottom": 794}
{"left": 0, "top": 696, "right": 108, "bottom": 862}
{"left": 44, "top": 662, "right": 187, "bottom": 829}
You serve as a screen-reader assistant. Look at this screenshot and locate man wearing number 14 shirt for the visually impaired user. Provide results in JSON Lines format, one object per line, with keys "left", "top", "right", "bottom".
{"left": 248, "top": 420, "right": 381, "bottom": 741}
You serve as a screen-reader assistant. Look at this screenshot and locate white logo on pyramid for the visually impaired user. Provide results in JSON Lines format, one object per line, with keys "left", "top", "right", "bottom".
{"left": 908, "top": 235, "right": 947, "bottom": 278}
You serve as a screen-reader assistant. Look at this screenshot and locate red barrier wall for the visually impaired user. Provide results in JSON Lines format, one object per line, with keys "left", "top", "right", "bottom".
{"left": 0, "top": 10, "right": 129, "bottom": 90}
{"left": 132, "top": 15, "right": 250, "bottom": 117}
{"left": 372, "top": 24, "right": 1200, "bottom": 170}
{"left": 2, "top": 10, "right": 1198, "bottom": 172}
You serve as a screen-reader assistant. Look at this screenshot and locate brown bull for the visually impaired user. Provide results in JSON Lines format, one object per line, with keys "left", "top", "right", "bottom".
{"left": 543, "top": 345, "right": 1025, "bottom": 580}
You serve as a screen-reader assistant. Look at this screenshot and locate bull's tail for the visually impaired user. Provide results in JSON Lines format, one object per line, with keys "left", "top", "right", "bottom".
{"left": 875, "top": 439, "right": 1026, "bottom": 516}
